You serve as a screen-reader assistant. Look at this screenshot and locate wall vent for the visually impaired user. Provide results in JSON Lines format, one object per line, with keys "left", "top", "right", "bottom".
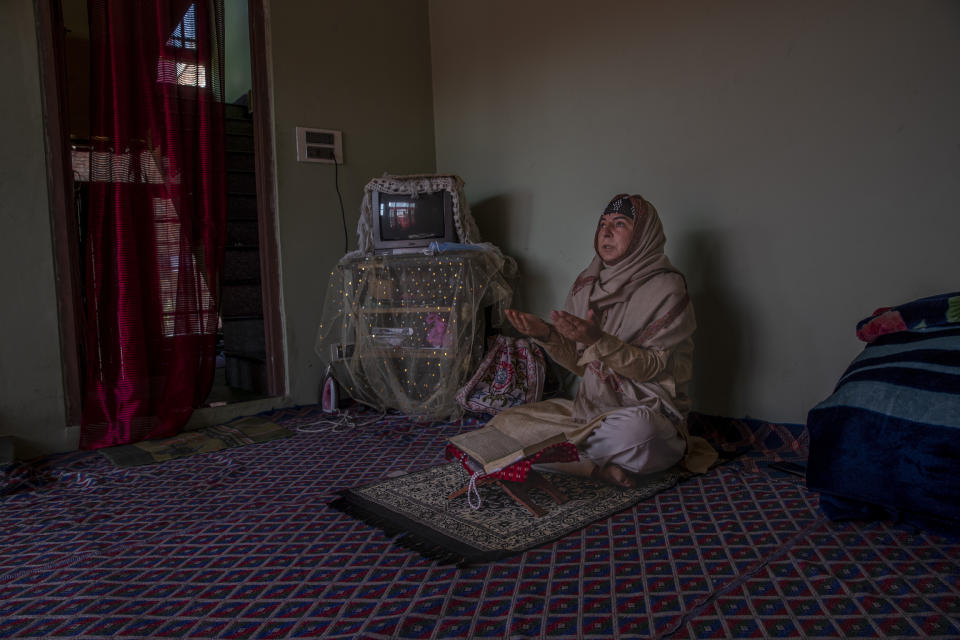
{"left": 295, "top": 127, "right": 343, "bottom": 164}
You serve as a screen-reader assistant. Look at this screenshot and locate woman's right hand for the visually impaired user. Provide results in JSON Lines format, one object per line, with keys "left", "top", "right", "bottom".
{"left": 505, "top": 309, "right": 552, "bottom": 341}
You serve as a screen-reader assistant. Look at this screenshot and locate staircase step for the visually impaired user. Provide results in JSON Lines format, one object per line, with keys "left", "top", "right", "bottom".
{"left": 223, "top": 247, "right": 261, "bottom": 281}
{"left": 227, "top": 172, "right": 256, "bottom": 195}
{"left": 227, "top": 194, "right": 257, "bottom": 220}
{"left": 225, "top": 103, "right": 250, "bottom": 120}
{"left": 225, "top": 355, "right": 268, "bottom": 393}
{"left": 226, "top": 151, "right": 255, "bottom": 172}
{"left": 225, "top": 220, "right": 260, "bottom": 247}
{"left": 225, "top": 118, "right": 254, "bottom": 136}
{"left": 226, "top": 135, "right": 254, "bottom": 153}
{"left": 221, "top": 284, "right": 263, "bottom": 317}
{"left": 223, "top": 317, "right": 265, "bottom": 356}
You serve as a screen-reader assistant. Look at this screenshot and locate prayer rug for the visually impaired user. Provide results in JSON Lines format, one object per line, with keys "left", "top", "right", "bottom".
{"left": 98, "top": 415, "right": 292, "bottom": 467}
{"left": 331, "top": 461, "right": 695, "bottom": 565}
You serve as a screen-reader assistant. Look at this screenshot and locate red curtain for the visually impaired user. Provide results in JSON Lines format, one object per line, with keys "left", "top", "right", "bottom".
{"left": 81, "top": 0, "right": 227, "bottom": 449}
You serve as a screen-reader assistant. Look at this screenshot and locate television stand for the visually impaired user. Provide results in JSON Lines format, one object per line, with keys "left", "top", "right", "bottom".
{"left": 317, "top": 248, "right": 513, "bottom": 420}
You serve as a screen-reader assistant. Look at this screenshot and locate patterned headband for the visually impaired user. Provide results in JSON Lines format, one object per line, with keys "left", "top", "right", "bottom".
{"left": 600, "top": 194, "right": 646, "bottom": 220}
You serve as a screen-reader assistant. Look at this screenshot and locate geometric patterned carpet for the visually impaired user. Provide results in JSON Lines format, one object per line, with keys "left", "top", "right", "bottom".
{"left": 1, "top": 405, "right": 957, "bottom": 639}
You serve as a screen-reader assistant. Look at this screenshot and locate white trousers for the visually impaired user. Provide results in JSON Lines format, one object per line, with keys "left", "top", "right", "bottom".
{"left": 538, "top": 406, "right": 685, "bottom": 477}
{"left": 583, "top": 406, "right": 685, "bottom": 473}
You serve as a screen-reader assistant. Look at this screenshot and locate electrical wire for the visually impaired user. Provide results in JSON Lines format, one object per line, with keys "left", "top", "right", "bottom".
{"left": 292, "top": 408, "right": 386, "bottom": 434}
{"left": 332, "top": 151, "right": 348, "bottom": 253}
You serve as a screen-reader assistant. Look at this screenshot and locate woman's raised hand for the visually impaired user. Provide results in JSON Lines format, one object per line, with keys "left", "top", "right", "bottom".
{"left": 505, "top": 309, "right": 552, "bottom": 341}
{"left": 550, "top": 309, "right": 603, "bottom": 345}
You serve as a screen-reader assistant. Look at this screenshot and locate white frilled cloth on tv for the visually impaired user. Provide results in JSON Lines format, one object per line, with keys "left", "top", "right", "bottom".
{"left": 350, "top": 174, "right": 483, "bottom": 257}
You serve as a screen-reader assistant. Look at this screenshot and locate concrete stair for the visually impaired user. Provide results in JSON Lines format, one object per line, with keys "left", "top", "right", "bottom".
{"left": 221, "top": 102, "right": 267, "bottom": 396}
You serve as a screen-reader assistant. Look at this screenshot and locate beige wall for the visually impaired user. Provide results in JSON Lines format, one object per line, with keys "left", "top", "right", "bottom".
{"left": 429, "top": 0, "right": 960, "bottom": 423}
{"left": 0, "top": 0, "right": 73, "bottom": 456}
{"left": 268, "top": 0, "right": 437, "bottom": 405}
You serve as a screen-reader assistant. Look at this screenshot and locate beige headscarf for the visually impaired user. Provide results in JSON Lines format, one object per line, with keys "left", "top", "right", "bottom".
{"left": 566, "top": 194, "right": 693, "bottom": 352}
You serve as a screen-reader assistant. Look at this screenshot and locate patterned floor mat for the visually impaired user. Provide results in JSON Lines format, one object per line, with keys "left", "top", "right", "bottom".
{"left": 332, "top": 462, "right": 694, "bottom": 565}
{"left": 0, "top": 406, "right": 957, "bottom": 639}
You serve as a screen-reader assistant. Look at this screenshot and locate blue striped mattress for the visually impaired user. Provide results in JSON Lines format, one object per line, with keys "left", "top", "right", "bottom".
{"left": 806, "top": 324, "right": 960, "bottom": 534}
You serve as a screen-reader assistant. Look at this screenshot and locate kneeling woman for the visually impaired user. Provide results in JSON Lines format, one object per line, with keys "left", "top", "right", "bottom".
{"left": 495, "top": 194, "right": 717, "bottom": 487}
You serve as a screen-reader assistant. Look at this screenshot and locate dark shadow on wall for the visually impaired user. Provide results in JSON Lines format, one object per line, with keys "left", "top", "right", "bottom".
{"left": 675, "top": 229, "right": 746, "bottom": 418}
{"left": 469, "top": 192, "right": 532, "bottom": 253}
{"left": 469, "top": 192, "right": 545, "bottom": 311}
{"left": 471, "top": 192, "right": 582, "bottom": 397}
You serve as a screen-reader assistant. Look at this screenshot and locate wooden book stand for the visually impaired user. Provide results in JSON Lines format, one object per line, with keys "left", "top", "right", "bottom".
{"left": 448, "top": 469, "right": 569, "bottom": 518}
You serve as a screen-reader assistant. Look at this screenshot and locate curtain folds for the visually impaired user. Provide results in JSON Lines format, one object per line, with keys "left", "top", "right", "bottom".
{"left": 80, "top": 0, "right": 227, "bottom": 449}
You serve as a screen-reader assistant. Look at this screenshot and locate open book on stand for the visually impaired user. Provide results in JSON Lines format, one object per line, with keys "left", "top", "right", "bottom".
{"left": 448, "top": 421, "right": 568, "bottom": 475}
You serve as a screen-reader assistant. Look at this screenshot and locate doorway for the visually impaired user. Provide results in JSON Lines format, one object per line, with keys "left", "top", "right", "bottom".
{"left": 38, "top": 0, "right": 285, "bottom": 423}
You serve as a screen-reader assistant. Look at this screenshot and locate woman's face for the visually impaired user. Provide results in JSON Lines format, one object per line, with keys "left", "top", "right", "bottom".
{"left": 596, "top": 213, "right": 635, "bottom": 263}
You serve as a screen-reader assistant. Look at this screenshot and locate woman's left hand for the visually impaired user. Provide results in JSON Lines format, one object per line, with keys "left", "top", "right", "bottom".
{"left": 550, "top": 309, "right": 603, "bottom": 345}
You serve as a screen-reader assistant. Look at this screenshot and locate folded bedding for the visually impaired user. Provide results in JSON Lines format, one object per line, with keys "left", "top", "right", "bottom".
{"left": 806, "top": 291, "right": 960, "bottom": 534}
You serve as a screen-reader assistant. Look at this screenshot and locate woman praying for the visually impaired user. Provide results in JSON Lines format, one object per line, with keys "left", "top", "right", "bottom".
{"left": 493, "top": 193, "right": 717, "bottom": 487}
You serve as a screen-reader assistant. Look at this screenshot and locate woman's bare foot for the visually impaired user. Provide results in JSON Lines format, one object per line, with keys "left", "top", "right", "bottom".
{"left": 591, "top": 463, "right": 636, "bottom": 488}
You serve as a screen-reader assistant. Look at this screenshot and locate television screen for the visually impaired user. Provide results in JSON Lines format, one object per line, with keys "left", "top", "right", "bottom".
{"left": 372, "top": 190, "right": 456, "bottom": 253}
{"left": 378, "top": 193, "right": 446, "bottom": 241}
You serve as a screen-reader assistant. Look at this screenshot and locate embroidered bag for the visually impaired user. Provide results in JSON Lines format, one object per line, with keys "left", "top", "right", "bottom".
{"left": 455, "top": 335, "right": 546, "bottom": 414}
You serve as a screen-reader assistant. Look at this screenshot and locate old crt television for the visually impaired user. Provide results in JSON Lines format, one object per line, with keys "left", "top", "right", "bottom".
{"left": 371, "top": 190, "right": 457, "bottom": 254}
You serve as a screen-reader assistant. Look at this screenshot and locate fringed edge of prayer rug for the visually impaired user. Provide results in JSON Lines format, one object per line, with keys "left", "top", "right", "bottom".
{"left": 329, "top": 491, "right": 501, "bottom": 566}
